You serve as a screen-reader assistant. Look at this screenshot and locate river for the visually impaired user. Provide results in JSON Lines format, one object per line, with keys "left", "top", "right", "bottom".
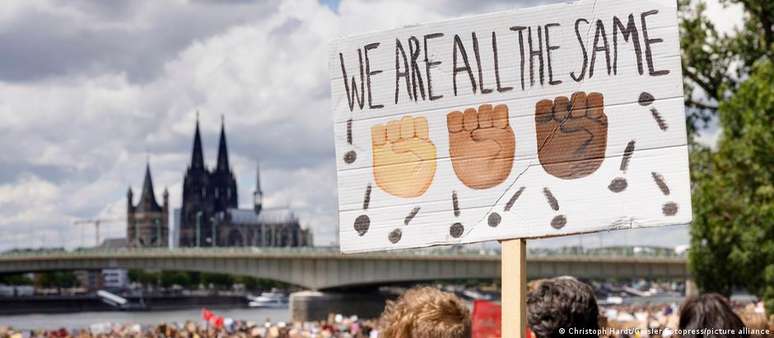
{"left": 1, "top": 307, "right": 290, "bottom": 331}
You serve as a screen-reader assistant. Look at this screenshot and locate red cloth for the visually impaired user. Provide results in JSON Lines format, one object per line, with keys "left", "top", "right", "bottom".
{"left": 202, "top": 308, "right": 225, "bottom": 328}
{"left": 212, "top": 316, "right": 224, "bottom": 328}
{"left": 472, "top": 300, "right": 534, "bottom": 338}
{"left": 202, "top": 308, "right": 214, "bottom": 321}
{"left": 472, "top": 300, "right": 501, "bottom": 338}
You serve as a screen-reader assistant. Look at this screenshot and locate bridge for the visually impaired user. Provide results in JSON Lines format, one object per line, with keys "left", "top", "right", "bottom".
{"left": 0, "top": 248, "right": 688, "bottom": 290}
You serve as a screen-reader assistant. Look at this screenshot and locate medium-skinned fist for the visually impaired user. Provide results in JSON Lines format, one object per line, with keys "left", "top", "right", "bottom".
{"left": 447, "top": 104, "right": 515, "bottom": 189}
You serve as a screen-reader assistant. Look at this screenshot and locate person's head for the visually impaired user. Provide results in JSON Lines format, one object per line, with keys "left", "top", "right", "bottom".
{"left": 527, "top": 277, "right": 600, "bottom": 338}
{"left": 378, "top": 286, "right": 471, "bottom": 338}
{"left": 678, "top": 293, "right": 748, "bottom": 338}
{"left": 739, "top": 311, "right": 769, "bottom": 338}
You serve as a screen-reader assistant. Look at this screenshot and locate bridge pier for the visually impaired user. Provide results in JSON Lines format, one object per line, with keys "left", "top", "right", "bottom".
{"left": 290, "top": 290, "right": 392, "bottom": 322}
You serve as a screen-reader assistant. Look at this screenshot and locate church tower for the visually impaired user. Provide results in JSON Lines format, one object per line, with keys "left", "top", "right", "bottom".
{"left": 127, "top": 162, "right": 169, "bottom": 247}
{"left": 253, "top": 163, "right": 263, "bottom": 214}
{"left": 210, "top": 116, "right": 238, "bottom": 214}
{"left": 180, "top": 115, "right": 213, "bottom": 247}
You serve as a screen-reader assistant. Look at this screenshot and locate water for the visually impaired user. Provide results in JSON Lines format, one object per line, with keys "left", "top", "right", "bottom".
{"left": 1, "top": 308, "right": 290, "bottom": 331}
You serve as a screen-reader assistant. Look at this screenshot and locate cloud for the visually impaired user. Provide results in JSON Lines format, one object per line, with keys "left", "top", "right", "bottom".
{"left": 0, "top": 0, "right": 343, "bottom": 250}
{"left": 0, "top": 0, "right": 280, "bottom": 83}
{"left": 0, "top": 0, "right": 739, "bottom": 251}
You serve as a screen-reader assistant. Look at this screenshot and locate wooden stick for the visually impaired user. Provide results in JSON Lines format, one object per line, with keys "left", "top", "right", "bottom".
{"left": 502, "top": 238, "right": 527, "bottom": 338}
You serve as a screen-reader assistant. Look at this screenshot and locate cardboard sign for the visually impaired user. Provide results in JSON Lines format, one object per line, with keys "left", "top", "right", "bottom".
{"left": 330, "top": 0, "right": 691, "bottom": 253}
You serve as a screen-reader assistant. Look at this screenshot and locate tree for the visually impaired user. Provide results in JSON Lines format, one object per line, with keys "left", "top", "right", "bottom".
{"left": 679, "top": 0, "right": 774, "bottom": 134}
{"left": 681, "top": 0, "right": 774, "bottom": 312}
{"left": 688, "top": 60, "right": 774, "bottom": 312}
{"left": 0, "top": 273, "right": 33, "bottom": 286}
{"left": 128, "top": 269, "right": 160, "bottom": 287}
{"left": 160, "top": 271, "right": 192, "bottom": 288}
{"left": 35, "top": 271, "right": 78, "bottom": 289}
{"left": 201, "top": 272, "right": 234, "bottom": 289}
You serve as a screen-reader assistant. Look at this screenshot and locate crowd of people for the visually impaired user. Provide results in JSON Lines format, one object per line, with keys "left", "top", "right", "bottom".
{"left": 0, "top": 317, "right": 378, "bottom": 338}
{"left": 1, "top": 278, "right": 773, "bottom": 338}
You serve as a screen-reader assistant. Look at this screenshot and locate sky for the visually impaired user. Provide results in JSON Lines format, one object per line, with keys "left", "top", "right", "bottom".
{"left": 0, "top": 0, "right": 743, "bottom": 251}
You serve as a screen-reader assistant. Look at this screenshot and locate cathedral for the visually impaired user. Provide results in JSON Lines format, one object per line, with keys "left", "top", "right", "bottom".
{"left": 174, "top": 116, "right": 312, "bottom": 248}
{"left": 127, "top": 164, "right": 170, "bottom": 248}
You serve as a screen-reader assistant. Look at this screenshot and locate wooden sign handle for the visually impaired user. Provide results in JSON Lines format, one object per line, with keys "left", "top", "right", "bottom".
{"left": 502, "top": 238, "right": 527, "bottom": 338}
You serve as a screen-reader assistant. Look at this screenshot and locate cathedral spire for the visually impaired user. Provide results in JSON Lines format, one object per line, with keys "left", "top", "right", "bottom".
{"left": 216, "top": 115, "right": 230, "bottom": 173}
{"left": 253, "top": 162, "right": 263, "bottom": 214}
{"left": 138, "top": 162, "right": 162, "bottom": 212}
{"left": 190, "top": 112, "right": 205, "bottom": 170}
{"left": 255, "top": 162, "right": 262, "bottom": 194}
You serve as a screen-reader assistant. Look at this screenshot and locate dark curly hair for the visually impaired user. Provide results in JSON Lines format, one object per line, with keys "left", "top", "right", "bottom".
{"left": 527, "top": 277, "right": 600, "bottom": 338}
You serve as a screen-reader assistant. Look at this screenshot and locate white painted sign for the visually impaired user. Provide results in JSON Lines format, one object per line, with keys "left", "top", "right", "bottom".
{"left": 330, "top": 0, "right": 691, "bottom": 253}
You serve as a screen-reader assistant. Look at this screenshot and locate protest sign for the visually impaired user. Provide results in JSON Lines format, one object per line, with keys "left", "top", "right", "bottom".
{"left": 330, "top": 0, "right": 691, "bottom": 253}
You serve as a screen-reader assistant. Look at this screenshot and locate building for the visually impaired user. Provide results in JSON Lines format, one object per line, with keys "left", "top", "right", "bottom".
{"left": 212, "top": 167, "right": 312, "bottom": 247}
{"left": 99, "top": 238, "right": 129, "bottom": 250}
{"left": 177, "top": 116, "right": 311, "bottom": 248}
{"left": 74, "top": 270, "right": 103, "bottom": 291}
{"left": 101, "top": 269, "right": 129, "bottom": 289}
{"left": 127, "top": 163, "right": 169, "bottom": 248}
{"left": 73, "top": 269, "right": 128, "bottom": 291}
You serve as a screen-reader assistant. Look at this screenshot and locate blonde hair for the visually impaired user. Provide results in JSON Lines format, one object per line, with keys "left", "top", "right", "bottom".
{"left": 379, "top": 287, "right": 471, "bottom": 338}
{"left": 739, "top": 310, "right": 769, "bottom": 338}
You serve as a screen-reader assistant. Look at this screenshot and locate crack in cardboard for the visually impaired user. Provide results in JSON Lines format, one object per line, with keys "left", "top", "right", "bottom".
{"left": 461, "top": 162, "right": 534, "bottom": 238}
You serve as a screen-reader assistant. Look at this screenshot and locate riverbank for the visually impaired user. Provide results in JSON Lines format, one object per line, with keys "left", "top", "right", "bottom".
{"left": 0, "top": 307, "right": 290, "bottom": 331}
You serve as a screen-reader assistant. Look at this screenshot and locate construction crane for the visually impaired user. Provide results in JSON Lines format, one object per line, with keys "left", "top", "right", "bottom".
{"left": 73, "top": 218, "right": 122, "bottom": 247}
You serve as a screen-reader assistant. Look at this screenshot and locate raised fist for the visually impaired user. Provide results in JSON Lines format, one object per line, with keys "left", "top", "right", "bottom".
{"left": 535, "top": 91, "right": 608, "bottom": 179}
{"left": 447, "top": 104, "right": 515, "bottom": 189}
{"left": 371, "top": 116, "right": 437, "bottom": 198}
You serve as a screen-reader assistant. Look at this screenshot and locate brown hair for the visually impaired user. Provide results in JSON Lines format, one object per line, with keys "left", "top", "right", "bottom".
{"left": 678, "top": 293, "right": 748, "bottom": 338}
{"left": 379, "top": 286, "right": 471, "bottom": 338}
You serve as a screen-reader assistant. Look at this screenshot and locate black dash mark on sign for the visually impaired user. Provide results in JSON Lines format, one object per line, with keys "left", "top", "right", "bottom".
{"left": 343, "top": 119, "right": 357, "bottom": 164}
{"left": 452, "top": 191, "right": 460, "bottom": 217}
{"left": 543, "top": 187, "right": 559, "bottom": 211}
{"left": 346, "top": 119, "right": 353, "bottom": 144}
{"left": 363, "top": 184, "right": 372, "bottom": 209}
{"left": 662, "top": 202, "right": 678, "bottom": 216}
{"left": 450, "top": 192, "right": 463, "bottom": 238}
{"left": 638, "top": 92, "right": 667, "bottom": 131}
{"left": 504, "top": 187, "right": 525, "bottom": 212}
{"left": 544, "top": 188, "right": 566, "bottom": 229}
{"left": 354, "top": 183, "right": 372, "bottom": 236}
{"left": 620, "top": 140, "right": 635, "bottom": 172}
{"left": 404, "top": 207, "right": 420, "bottom": 225}
{"left": 652, "top": 172, "right": 670, "bottom": 195}
{"left": 650, "top": 107, "right": 668, "bottom": 131}
{"left": 610, "top": 140, "right": 635, "bottom": 193}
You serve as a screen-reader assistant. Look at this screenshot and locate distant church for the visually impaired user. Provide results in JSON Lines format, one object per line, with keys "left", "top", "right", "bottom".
{"left": 127, "top": 164, "right": 170, "bottom": 248}
{"left": 173, "top": 116, "right": 312, "bottom": 248}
